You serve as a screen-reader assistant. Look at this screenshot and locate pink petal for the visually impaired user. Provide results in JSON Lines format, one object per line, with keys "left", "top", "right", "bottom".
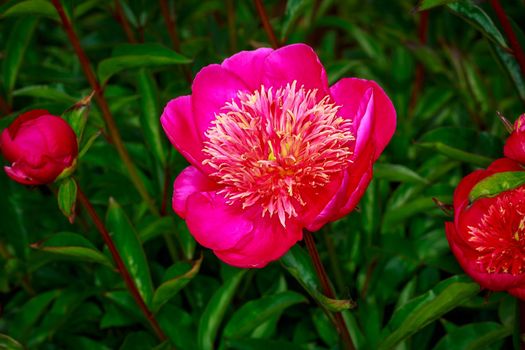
{"left": 172, "top": 166, "right": 217, "bottom": 218}
{"left": 330, "top": 78, "right": 396, "bottom": 160}
{"left": 4, "top": 164, "right": 39, "bottom": 185}
{"left": 161, "top": 96, "right": 209, "bottom": 172}
{"left": 185, "top": 191, "right": 254, "bottom": 252}
{"left": 262, "top": 43, "right": 329, "bottom": 97}
{"left": 222, "top": 47, "right": 273, "bottom": 91}
{"left": 191, "top": 64, "right": 249, "bottom": 140}
{"left": 214, "top": 216, "right": 303, "bottom": 268}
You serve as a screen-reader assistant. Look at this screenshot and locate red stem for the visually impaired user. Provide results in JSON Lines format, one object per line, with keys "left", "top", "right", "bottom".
{"left": 304, "top": 231, "right": 355, "bottom": 350}
{"left": 0, "top": 95, "right": 11, "bottom": 117}
{"left": 253, "top": 0, "right": 279, "bottom": 49}
{"left": 76, "top": 181, "right": 168, "bottom": 342}
{"left": 490, "top": 0, "right": 525, "bottom": 78}
{"left": 51, "top": 0, "right": 159, "bottom": 216}
{"left": 114, "top": 0, "right": 137, "bottom": 43}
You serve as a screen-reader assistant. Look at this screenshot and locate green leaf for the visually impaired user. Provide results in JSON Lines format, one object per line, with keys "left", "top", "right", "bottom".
{"left": 379, "top": 275, "right": 480, "bottom": 350}
{"left": 119, "top": 331, "right": 157, "bottom": 350}
{"left": 97, "top": 44, "right": 191, "bottom": 85}
{"left": 31, "top": 232, "right": 113, "bottom": 268}
{"left": 2, "top": 17, "right": 38, "bottom": 101}
{"left": 469, "top": 171, "right": 525, "bottom": 202}
{"left": 0, "top": 0, "right": 58, "bottom": 20}
{"left": 137, "top": 69, "right": 167, "bottom": 165}
{"left": 198, "top": 268, "right": 247, "bottom": 350}
{"left": 106, "top": 198, "right": 154, "bottom": 306}
{"left": 433, "top": 322, "right": 510, "bottom": 350}
{"left": 491, "top": 42, "right": 525, "bottom": 103}
{"left": 152, "top": 255, "right": 203, "bottom": 313}
{"left": 280, "top": 245, "right": 355, "bottom": 312}
{"left": 374, "top": 163, "right": 428, "bottom": 184}
{"left": 447, "top": 1, "right": 509, "bottom": 50}
{"left": 12, "top": 85, "right": 77, "bottom": 104}
{"left": 223, "top": 291, "right": 307, "bottom": 339}
{"left": 417, "top": 0, "right": 458, "bottom": 11}
{"left": 57, "top": 178, "right": 77, "bottom": 223}
{"left": 224, "top": 338, "right": 305, "bottom": 350}
{"left": 62, "top": 92, "right": 94, "bottom": 144}
{"left": 0, "top": 334, "right": 24, "bottom": 350}
{"left": 281, "top": 0, "right": 313, "bottom": 41}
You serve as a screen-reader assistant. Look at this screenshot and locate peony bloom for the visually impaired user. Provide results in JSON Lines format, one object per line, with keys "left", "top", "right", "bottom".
{"left": 161, "top": 44, "right": 396, "bottom": 267}
{"left": 445, "top": 158, "right": 525, "bottom": 299}
{"left": 0, "top": 110, "right": 78, "bottom": 185}
{"left": 504, "top": 113, "right": 525, "bottom": 164}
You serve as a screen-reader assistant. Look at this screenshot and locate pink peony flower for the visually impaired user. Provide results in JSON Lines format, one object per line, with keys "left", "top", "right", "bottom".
{"left": 0, "top": 110, "right": 78, "bottom": 185}
{"left": 161, "top": 44, "right": 396, "bottom": 267}
{"left": 445, "top": 158, "right": 525, "bottom": 299}
{"left": 504, "top": 113, "right": 525, "bottom": 164}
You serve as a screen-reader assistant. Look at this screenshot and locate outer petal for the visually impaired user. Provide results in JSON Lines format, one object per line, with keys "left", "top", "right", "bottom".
{"left": 509, "top": 286, "right": 525, "bottom": 301}
{"left": 262, "top": 44, "right": 329, "bottom": 97}
{"left": 330, "top": 78, "right": 396, "bottom": 160}
{"left": 172, "top": 166, "right": 217, "bottom": 218}
{"left": 185, "top": 191, "right": 254, "bottom": 252}
{"left": 214, "top": 216, "right": 303, "bottom": 268}
{"left": 222, "top": 47, "right": 273, "bottom": 91}
{"left": 161, "top": 96, "right": 209, "bottom": 172}
{"left": 191, "top": 64, "right": 249, "bottom": 139}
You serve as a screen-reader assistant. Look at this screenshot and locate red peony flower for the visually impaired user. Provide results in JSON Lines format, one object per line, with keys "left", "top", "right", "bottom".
{"left": 0, "top": 110, "right": 78, "bottom": 185}
{"left": 161, "top": 44, "right": 396, "bottom": 267}
{"left": 445, "top": 158, "right": 525, "bottom": 299}
{"left": 504, "top": 113, "right": 525, "bottom": 164}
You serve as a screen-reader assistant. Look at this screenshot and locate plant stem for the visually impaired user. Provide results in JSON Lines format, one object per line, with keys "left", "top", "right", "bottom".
{"left": 114, "top": 0, "right": 137, "bottom": 43}
{"left": 0, "top": 95, "right": 11, "bottom": 117}
{"left": 490, "top": 0, "right": 525, "bottom": 78}
{"left": 304, "top": 231, "right": 355, "bottom": 350}
{"left": 253, "top": 0, "right": 279, "bottom": 49}
{"left": 75, "top": 180, "right": 168, "bottom": 342}
{"left": 51, "top": 0, "right": 159, "bottom": 217}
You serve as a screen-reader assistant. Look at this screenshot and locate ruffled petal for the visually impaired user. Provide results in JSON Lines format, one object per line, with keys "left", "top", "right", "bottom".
{"left": 222, "top": 47, "right": 273, "bottom": 92}
{"left": 330, "top": 78, "right": 396, "bottom": 160}
{"left": 185, "top": 191, "right": 254, "bottom": 252}
{"left": 214, "top": 215, "right": 302, "bottom": 268}
{"left": 262, "top": 44, "right": 329, "bottom": 97}
{"left": 172, "top": 166, "right": 217, "bottom": 218}
{"left": 191, "top": 64, "right": 249, "bottom": 139}
{"left": 161, "top": 96, "right": 209, "bottom": 172}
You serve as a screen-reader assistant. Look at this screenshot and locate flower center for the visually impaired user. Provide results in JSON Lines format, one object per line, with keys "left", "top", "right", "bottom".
{"left": 202, "top": 81, "right": 354, "bottom": 227}
{"left": 468, "top": 186, "right": 525, "bottom": 275}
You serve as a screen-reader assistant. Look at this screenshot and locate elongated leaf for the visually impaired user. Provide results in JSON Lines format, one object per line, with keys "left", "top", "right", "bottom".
{"left": 224, "top": 291, "right": 307, "bottom": 339}
{"left": 106, "top": 198, "right": 154, "bottom": 306}
{"left": 469, "top": 171, "right": 525, "bottom": 202}
{"left": 97, "top": 44, "right": 191, "bottom": 85}
{"left": 434, "top": 322, "right": 510, "bottom": 350}
{"left": 374, "top": 164, "right": 428, "bottom": 184}
{"left": 491, "top": 43, "right": 525, "bottom": 103}
{"left": 198, "top": 269, "right": 247, "bottom": 350}
{"left": 2, "top": 17, "right": 38, "bottom": 101}
{"left": 152, "top": 255, "right": 203, "bottom": 313}
{"left": 57, "top": 178, "right": 77, "bottom": 223}
{"left": 417, "top": 0, "right": 458, "bottom": 11}
{"left": 225, "top": 338, "right": 305, "bottom": 350}
{"left": 0, "top": 334, "right": 24, "bottom": 350}
{"left": 62, "top": 92, "right": 93, "bottom": 143}
{"left": 31, "top": 232, "right": 113, "bottom": 268}
{"left": 0, "top": 0, "right": 58, "bottom": 20}
{"left": 12, "top": 85, "right": 77, "bottom": 104}
{"left": 281, "top": 0, "right": 313, "bottom": 41}
{"left": 137, "top": 69, "right": 167, "bottom": 165}
{"left": 379, "top": 275, "right": 480, "bottom": 350}
{"left": 280, "top": 245, "right": 355, "bottom": 312}
{"left": 447, "top": 1, "right": 509, "bottom": 50}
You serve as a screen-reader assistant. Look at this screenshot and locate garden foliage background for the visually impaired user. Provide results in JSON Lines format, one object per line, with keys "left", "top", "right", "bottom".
{"left": 0, "top": 0, "right": 525, "bottom": 349}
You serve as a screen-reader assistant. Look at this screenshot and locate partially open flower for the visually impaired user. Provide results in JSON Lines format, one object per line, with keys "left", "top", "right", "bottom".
{"left": 504, "top": 113, "right": 525, "bottom": 164}
{"left": 0, "top": 110, "right": 78, "bottom": 185}
{"left": 445, "top": 158, "right": 525, "bottom": 299}
{"left": 161, "top": 44, "right": 396, "bottom": 267}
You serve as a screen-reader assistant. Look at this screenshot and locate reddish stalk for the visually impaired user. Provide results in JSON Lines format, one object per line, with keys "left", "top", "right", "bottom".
{"left": 76, "top": 181, "right": 168, "bottom": 342}
{"left": 51, "top": 0, "right": 159, "bottom": 216}
{"left": 0, "top": 95, "right": 11, "bottom": 117}
{"left": 304, "top": 231, "right": 355, "bottom": 350}
{"left": 114, "top": 0, "right": 137, "bottom": 43}
{"left": 409, "top": 10, "right": 429, "bottom": 115}
{"left": 253, "top": 0, "right": 279, "bottom": 49}
{"left": 490, "top": 0, "right": 525, "bottom": 78}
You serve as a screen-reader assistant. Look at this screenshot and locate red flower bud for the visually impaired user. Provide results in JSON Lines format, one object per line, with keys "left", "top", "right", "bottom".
{"left": 504, "top": 113, "right": 525, "bottom": 164}
{"left": 0, "top": 110, "right": 78, "bottom": 185}
{"left": 445, "top": 158, "right": 525, "bottom": 299}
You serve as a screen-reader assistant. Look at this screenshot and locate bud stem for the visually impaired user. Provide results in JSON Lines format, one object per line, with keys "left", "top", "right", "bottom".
{"left": 75, "top": 179, "right": 168, "bottom": 343}
{"left": 253, "top": 0, "right": 279, "bottom": 49}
